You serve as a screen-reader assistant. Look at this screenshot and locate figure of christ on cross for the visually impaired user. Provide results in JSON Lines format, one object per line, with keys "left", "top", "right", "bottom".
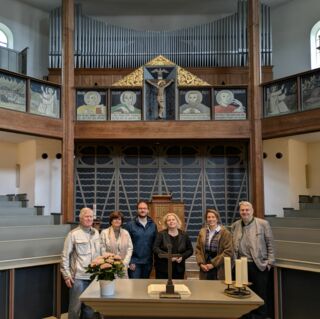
{"left": 146, "top": 79, "right": 174, "bottom": 119}
{"left": 158, "top": 244, "right": 182, "bottom": 299}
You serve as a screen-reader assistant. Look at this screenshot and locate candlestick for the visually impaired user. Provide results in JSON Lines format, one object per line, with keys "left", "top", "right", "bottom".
{"left": 241, "top": 257, "right": 248, "bottom": 285}
{"left": 224, "top": 257, "right": 232, "bottom": 285}
{"left": 235, "top": 259, "right": 243, "bottom": 288}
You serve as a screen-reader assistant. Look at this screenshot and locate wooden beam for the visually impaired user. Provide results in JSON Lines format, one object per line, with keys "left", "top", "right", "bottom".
{"left": 0, "top": 109, "right": 63, "bottom": 138}
{"left": 61, "top": 0, "right": 75, "bottom": 223}
{"left": 262, "top": 108, "right": 320, "bottom": 139}
{"left": 55, "top": 264, "right": 62, "bottom": 318}
{"left": 248, "top": 0, "right": 264, "bottom": 218}
{"left": 9, "top": 269, "right": 15, "bottom": 319}
{"left": 75, "top": 121, "right": 251, "bottom": 140}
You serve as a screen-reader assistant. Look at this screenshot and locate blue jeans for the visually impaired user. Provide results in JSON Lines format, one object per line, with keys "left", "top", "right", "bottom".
{"left": 68, "top": 279, "right": 95, "bottom": 319}
{"left": 128, "top": 263, "right": 152, "bottom": 279}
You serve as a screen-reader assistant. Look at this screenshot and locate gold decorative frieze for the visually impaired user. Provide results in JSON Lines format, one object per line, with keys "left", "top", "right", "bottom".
{"left": 112, "top": 55, "right": 210, "bottom": 87}
{"left": 145, "top": 55, "right": 176, "bottom": 66}
{"left": 177, "top": 67, "right": 210, "bottom": 87}
{"left": 112, "top": 67, "right": 143, "bottom": 87}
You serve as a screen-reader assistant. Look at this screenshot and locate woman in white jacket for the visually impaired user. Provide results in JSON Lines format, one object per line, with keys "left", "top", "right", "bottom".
{"left": 100, "top": 211, "right": 133, "bottom": 278}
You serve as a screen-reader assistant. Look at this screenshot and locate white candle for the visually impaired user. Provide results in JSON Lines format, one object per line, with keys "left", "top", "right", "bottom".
{"left": 93, "top": 203, "right": 97, "bottom": 219}
{"left": 241, "top": 257, "right": 248, "bottom": 285}
{"left": 224, "top": 257, "right": 232, "bottom": 285}
{"left": 235, "top": 259, "right": 243, "bottom": 288}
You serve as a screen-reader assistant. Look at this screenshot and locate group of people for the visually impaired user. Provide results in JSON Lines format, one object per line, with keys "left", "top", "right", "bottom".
{"left": 61, "top": 200, "right": 275, "bottom": 319}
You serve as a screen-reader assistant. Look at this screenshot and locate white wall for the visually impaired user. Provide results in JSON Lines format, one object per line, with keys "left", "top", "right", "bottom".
{"left": 0, "top": 141, "right": 18, "bottom": 194}
{"left": 307, "top": 142, "right": 320, "bottom": 194}
{"left": 272, "top": 0, "right": 320, "bottom": 79}
{"left": 0, "top": 0, "right": 49, "bottom": 78}
{"left": 17, "top": 139, "right": 36, "bottom": 206}
{"left": 263, "top": 138, "right": 290, "bottom": 216}
{"left": 288, "top": 139, "right": 308, "bottom": 208}
{"left": 0, "top": 136, "right": 61, "bottom": 214}
{"left": 34, "top": 138, "right": 61, "bottom": 214}
{"left": 263, "top": 136, "right": 320, "bottom": 215}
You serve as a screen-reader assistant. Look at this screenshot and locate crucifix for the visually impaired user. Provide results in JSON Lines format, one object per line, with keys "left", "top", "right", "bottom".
{"left": 146, "top": 78, "right": 174, "bottom": 119}
{"left": 158, "top": 243, "right": 182, "bottom": 299}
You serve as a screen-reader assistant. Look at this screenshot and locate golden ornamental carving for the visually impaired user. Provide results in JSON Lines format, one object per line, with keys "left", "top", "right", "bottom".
{"left": 112, "top": 67, "right": 143, "bottom": 87}
{"left": 111, "top": 55, "right": 210, "bottom": 87}
{"left": 145, "top": 55, "right": 176, "bottom": 66}
{"left": 177, "top": 67, "right": 210, "bottom": 87}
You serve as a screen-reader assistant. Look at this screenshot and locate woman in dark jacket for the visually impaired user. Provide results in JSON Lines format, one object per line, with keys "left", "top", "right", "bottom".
{"left": 153, "top": 213, "right": 193, "bottom": 279}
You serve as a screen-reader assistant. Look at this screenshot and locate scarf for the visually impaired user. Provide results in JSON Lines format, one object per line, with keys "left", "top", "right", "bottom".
{"left": 106, "top": 227, "right": 130, "bottom": 261}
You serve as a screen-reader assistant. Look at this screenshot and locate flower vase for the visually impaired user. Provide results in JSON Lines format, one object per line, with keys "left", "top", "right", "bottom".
{"left": 99, "top": 280, "right": 115, "bottom": 296}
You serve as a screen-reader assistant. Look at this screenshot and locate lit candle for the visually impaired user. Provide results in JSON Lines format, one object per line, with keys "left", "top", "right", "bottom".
{"left": 224, "top": 257, "right": 232, "bottom": 285}
{"left": 235, "top": 259, "right": 243, "bottom": 288}
{"left": 93, "top": 203, "right": 97, "bottom": 219}
{"left": 241, "top": 257, "right": 248, "bottom": 285}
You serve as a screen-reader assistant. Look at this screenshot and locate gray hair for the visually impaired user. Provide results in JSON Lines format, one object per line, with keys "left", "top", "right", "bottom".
{"left": 79, "top": 207, "right": 93, "bottom": 219}
{"left": 239, "top": 201, "right": 254, "bottom": 211}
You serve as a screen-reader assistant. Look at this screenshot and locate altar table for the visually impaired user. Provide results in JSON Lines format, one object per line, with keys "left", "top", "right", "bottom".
{"left": 80, "top": 279, "right": 263, "bottom": 319}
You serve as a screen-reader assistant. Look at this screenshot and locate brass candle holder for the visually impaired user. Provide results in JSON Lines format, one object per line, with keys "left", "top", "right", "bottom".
{"left": 223, "top": 281, "right": 251, "bottom": 299}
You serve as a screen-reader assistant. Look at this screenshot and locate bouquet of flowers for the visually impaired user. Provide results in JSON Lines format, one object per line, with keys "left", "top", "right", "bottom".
{"left": 86, "top": 252, "right": 125, "bottom": 281}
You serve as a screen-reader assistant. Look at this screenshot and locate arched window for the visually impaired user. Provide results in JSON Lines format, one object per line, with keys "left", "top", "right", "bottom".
{"left": 310, "top": 21, "right": 320, "bottom": 69}
{"left": 0, "top": 22, "right": 13, "bottom": 49}
{"left": 0, "top": 30, "right": 8, "bottom": 47}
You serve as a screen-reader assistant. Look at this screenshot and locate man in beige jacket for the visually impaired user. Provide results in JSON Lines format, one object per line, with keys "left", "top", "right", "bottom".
{"left": 61, "top": 207, "right": 100, "bottom": 319}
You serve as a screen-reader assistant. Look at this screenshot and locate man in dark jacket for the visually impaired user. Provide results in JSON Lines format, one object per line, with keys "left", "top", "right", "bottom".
{"left": 125, "top": 200, "right": 157, "bottom": 278}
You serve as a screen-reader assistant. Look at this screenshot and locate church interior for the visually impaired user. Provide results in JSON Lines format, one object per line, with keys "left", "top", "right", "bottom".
{"left": 0, "top": 0, "right": 320, "bottom": 318}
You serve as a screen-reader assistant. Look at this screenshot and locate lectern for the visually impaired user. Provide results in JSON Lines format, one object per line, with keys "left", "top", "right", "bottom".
{"left": 148, "top": 194, "right": 184, "bottom": 230}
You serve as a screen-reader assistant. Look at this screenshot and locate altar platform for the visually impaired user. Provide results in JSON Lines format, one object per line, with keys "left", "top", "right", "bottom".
{"left": 80, "top": 279, "right": 263, "bottom": 319}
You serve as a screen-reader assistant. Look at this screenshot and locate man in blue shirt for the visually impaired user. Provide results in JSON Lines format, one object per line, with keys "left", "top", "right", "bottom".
{"left": 125, "top": 200, "right": 157, "bottom": 278}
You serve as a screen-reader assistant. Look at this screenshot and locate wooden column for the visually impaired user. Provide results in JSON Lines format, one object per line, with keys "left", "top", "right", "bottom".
{"left": 248, "top": 0, "right": 265, "bottom": 218}
{"left": 8, "top": 269, "right": 15, "bottom": 319}
{"left": 61, "top": 0, "right": 75, "bottom": 222}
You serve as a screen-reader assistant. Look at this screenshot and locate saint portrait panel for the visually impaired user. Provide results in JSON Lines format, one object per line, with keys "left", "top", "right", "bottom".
{"left": 179, "top": 89, "right": 211, "bottom": 120}
{"left": 111, "top": 90, "right": 142, "bottom": 121}
{"left": 76, "top": 90, "right": 107, "bottom": 121}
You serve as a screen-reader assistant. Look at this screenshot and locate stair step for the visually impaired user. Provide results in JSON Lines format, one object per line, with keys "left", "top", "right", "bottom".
{"left": 0, "top": 237, "right": 65, "bottom": 261}
{"left": 0, "top": 201, "right": 23, "bottom": 208}
{"left": 0, "top": 224, "right": 71, "bottom": 241}
{"left": 0, "top": 195, "right": 9, "bottom": 201}
{"left": 0, "top": 215, "right": 54, "bottom": 226}
{"left": 0, "top": 207, "right": 37, "bottom": 216}
{"left": 266, "top": 217, "right": 320, "bottom": 228}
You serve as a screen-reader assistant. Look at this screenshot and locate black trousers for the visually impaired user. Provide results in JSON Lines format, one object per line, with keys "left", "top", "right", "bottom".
{"left": 199, "top": 267, "right": 218, "bottom": 280}
{"left": 241, "top": 262, "right": 270, "bottom": 319}
{"left": 155, "top": 267, "right": 185, "bottom": 279}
